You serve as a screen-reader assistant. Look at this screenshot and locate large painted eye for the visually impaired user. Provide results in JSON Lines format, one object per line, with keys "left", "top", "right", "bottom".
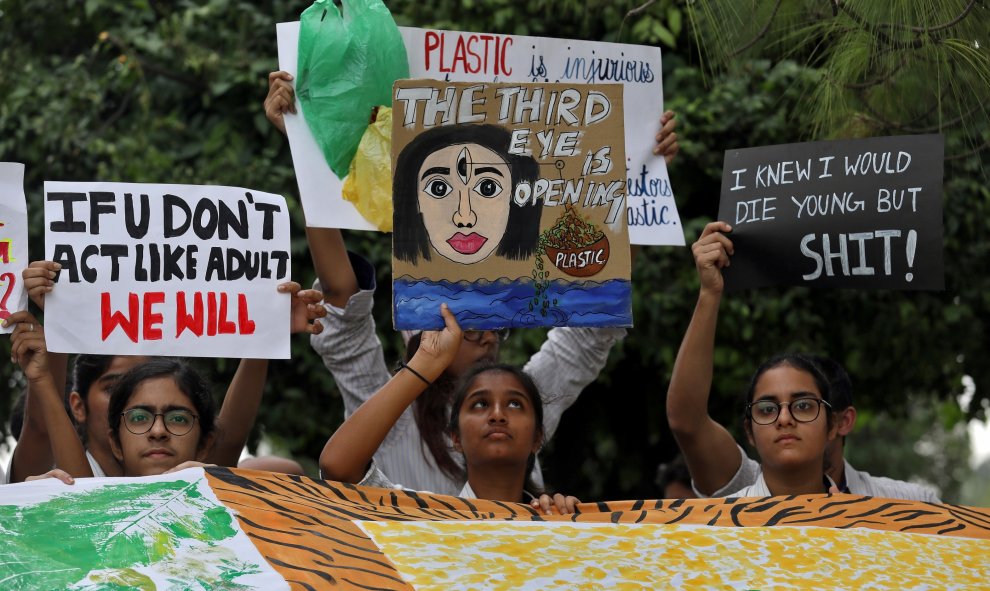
{"left": 425, "top": 178, "right": 453, "bottom": 198}
{"left": 474, "top": 178, "right": 502, "bottom": 198}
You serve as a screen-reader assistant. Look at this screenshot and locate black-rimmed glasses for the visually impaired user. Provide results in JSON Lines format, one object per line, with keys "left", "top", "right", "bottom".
{"left": 746, "top": 398, "right": 831, "bottom": 425}
{"left": 121, "top": 408, "right": 199, "bottom": 436}
{"left": 463, "top": 329, "right": 510, "bottom": 343}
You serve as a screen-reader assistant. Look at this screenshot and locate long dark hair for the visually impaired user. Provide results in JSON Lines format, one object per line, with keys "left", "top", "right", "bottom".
{"left": 108, "top": 358, "right": 217, "bottom": 449}
{"left": 393, "top": 123, "right": 542, "bottom": 263}
{"left": 403, "top": 331, "right": 463, "bottom": 480}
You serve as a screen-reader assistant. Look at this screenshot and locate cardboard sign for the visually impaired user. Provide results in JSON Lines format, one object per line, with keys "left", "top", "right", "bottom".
{"left": 276, "top": 22, "right": 683, "bottom": 246}
{"left": 0, "top": 163, "right": 29, "bottom": 330}
{"left": 718, "top": 134, "right": 944, "bottom": 291}
{"left": 44, "top": 182, "right": 292, "bottom": 357}
{"left": 391, "top": 80, "right": 632, "bottom": 330}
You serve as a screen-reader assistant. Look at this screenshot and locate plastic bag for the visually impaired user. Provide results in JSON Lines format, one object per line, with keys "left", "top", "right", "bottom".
{"left": 342, "top": 106, "right": 393, "bottom": 232}
{"left": 296, "top": 0, "right": 408, "bottom": 179}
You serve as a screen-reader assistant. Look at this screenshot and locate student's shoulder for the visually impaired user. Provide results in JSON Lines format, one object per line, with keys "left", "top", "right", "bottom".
{"left": 850, "top": 466, "right": 941, "bottom": 503}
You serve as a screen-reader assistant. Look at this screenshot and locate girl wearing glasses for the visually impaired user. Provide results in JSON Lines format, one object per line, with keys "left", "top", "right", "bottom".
{"left": 106, "top": 359, "right": 217, "bottom": 477}
{"left": 666, "top": 221, "right": 839, "bottom": 497}
{"left": 8, "top": 310, "right": 216, "bottom": 480}
{"left": 6, "top": 262, "right": 324, "bottom": 483}
{"left": 321, "top": 303, "right": 578, "bottom": 514}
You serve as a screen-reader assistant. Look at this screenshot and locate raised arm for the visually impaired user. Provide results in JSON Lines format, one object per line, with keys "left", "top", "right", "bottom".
{"left": 262, "top": 68, "right": 361, "bottom": 307}
{"left": 209, "top": 282, "right": 325, "bottom": 466}
{"left": 666, "top": 221, "right": 741, "bottom": 496}
{"left": 7, "top": 263, "right": 73, "bottom": 482}
{"left": 319, "top": 304, "right": 461, "bottom": 483}
{"left": 306, "top": 227, "right": 359, "bottom": 308}
{"left": 7, "top": 311, "right": 92, "bottom": 479}
{"left": 22, "top": 260, "right": 69, "bottom": 407}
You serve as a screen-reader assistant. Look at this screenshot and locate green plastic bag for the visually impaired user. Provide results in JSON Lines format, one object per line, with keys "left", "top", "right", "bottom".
{"left": 296, "top": 0, "right": 408, "bottom": 179}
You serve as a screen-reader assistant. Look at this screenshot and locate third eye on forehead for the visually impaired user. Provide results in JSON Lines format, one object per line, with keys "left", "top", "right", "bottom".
{"left": 457, "top": 147, "right": 471, "bottom": 184}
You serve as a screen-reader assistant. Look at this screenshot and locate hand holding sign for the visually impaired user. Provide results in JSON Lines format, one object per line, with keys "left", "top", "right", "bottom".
{"left": 280, "top": 281, "right": 326, "bottom": 335}
{"left": 22, "top": 260, "right": 60, "bottom": 311}
{"left": 692, "top": 221, "right": 734, "bottom": 295}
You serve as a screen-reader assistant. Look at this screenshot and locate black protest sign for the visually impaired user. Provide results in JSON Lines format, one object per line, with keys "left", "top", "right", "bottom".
{"left": 718, "top": 134, "right": 944, "bottom": 291}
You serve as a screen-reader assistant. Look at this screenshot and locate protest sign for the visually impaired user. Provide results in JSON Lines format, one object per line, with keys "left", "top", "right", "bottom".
{"left": 0, "top": 163, "right": 28, "bottom": 331}
{"left": 390, "top": 80, "right": 631, "bottom": 331}
{"left": 44, "top": 182, "right": 292, "bottom": 357}
{"left": 276, "top": 22, "right": 683, "bottom": 246}
{"left": 718, "top": 134, "right": 944, "bottom": 291}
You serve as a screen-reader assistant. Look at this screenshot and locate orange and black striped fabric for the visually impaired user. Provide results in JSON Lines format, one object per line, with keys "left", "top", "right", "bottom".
{"left": 205, "top": 467, "right": 990, "bottom": 590}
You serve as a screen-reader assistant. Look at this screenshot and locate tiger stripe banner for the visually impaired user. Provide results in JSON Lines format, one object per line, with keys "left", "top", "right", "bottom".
{"left": 2, "top": 467, "right": 989, "bottom": 590}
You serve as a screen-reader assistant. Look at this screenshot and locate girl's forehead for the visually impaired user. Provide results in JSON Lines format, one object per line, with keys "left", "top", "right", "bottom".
{"left": 127, "top": 377, "right": 193, "bottom": 407}
{"left": 468, "top": 369, "right": 525, "bottom": 389}
{"left": 753, "top": 365, "right": 822, "bottom": 399}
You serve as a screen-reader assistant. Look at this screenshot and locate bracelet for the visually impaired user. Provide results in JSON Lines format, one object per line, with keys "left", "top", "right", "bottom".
{"left": 399, "top": 361, "right": 432, "bottom": 387}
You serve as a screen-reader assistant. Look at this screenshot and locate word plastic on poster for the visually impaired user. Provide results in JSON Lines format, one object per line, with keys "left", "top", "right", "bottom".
{"left": 276, "top": 22, "right": 683, "bottom": 246}
{"left": 717, "top": 134, "right": 944, "bottom": 291}
{"left": 44, "top": 181, "right": 292, "bottom": 357}
{"left": 0, "top": 162, "right": 29, "bottom": 330}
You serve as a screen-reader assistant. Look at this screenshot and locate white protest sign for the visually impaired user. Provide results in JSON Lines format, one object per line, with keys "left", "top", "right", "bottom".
{"left": 44, "top": 182, "right": 292, "bottom": 358}
{"left": 277, "top": 22, "right": 684, "bottom": 246}
{"left": 0, "top": 162, "right": 29, "bottom": 331}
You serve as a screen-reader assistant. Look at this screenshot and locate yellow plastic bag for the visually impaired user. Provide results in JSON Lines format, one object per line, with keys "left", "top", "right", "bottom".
{"left": 342, "top": 106, "right": 393, "bottom": 232}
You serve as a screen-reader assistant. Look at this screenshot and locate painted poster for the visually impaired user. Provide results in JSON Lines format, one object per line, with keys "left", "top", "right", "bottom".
{"left": 718, "top": 134, "right": 944, "bottom": 291}
{"left": 276, "top": 22, "right": 683, "bottom": 246}
{"left": 43, "top": 181, "right": 292, "bottom": 358}
{"left": 0, "top": 469, "right": 288, "bottom": 589}
{"left": 2, "top": 467, "right": 989, "bottom": 590}
{"left": 0, "top": 162, "right": 28, "bottom": 330}
{"left": 390, "top": 80, "right": 631, "bottom": 331}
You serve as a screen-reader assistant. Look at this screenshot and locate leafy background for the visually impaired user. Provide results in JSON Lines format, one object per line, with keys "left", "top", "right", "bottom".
{"left": 1, "top": 0, "right": 987, "bottom": 504}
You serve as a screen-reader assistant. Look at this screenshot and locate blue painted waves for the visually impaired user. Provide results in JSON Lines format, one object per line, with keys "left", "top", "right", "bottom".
{"left": 393, "top": 276, "right": 632, "bottom": 330}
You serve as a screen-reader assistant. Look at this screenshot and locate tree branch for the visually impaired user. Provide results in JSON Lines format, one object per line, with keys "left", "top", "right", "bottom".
{"left": 833, "top": 0, "right": 974, "bottom": 51}
{"left": 730, "top": 0, "right": 784, "bottom": 57}
{"left": 619, "top": 0, "right": 658, "bottom": 42}
{"left": 875, "top": 0, "right": 979, "bottom": 35}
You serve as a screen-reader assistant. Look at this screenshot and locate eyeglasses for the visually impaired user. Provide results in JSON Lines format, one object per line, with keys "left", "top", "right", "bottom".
{"left": 121, "top": 408, "right": 199, "bottom": 436}
{"left": 463, "top": 329, "right": 510, "bottom": 343}
{"left": 746, "top": 398, "right": 831, "bottom": 425}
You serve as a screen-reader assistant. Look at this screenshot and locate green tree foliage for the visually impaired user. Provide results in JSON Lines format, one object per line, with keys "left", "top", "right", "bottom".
{"left": 1, "top": 0, "right": 985, "bottom": 503}
{"left": 684, "top": 1, "right": 990, "bottom": 151}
